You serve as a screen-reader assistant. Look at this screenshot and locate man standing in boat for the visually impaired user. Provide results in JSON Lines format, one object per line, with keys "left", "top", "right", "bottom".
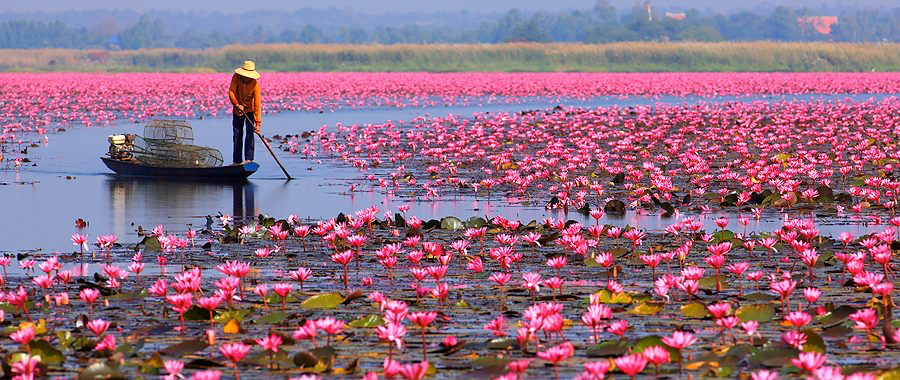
{"left": 228, "top": 61, "right": 261, "bottom": 164}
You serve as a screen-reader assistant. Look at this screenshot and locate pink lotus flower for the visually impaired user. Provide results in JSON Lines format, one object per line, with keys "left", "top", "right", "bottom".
{"left": 642, "top": 345, "right": 670, "bottom": 374}
{"left": 11, "top": 355, "right": 40, "bottom": 380}
{"left": 256, "top": 333, "right": 283, "bottom": 369}
{"left": 191, "top": 370, "right": 223, "bottom": 380}
{"left": 163, "top": 360, "right": 184, "bottom": 380}
{"left": 398, "top": 360, "right": 429, "bottom": 380}
{"left": 95, "top": 334, "right": 116, "bottom": 352}
{"left": 537, "top": 342, "right": 574, "bottom": 380}
{"left": 614, "top": 353, "right": 648, "bottom": 379}
{"left": 220, "top": 342, "right": 250, "bottom": 379}
{"left": 86, "top": 319, "right": 111, "bottom": 337}
{"left": 791, "top": 352, "right": 827, "bottom": 372}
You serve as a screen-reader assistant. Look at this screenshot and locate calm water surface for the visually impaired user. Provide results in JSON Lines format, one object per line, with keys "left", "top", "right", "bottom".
{"left": 1, "top": 94, "right": 894, "bottom": 252}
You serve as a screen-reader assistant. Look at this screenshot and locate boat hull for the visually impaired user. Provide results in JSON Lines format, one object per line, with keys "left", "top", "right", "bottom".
{"left": 101, "top": 157, "right": 259, "bottom": 180}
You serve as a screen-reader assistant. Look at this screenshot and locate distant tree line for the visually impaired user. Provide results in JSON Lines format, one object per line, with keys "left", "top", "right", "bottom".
{"left": 0, "top": 1, "right": 897, "bottom": 50}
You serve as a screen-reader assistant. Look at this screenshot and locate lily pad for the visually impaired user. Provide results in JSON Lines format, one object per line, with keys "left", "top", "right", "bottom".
{"left": 472, "top": 356, "right": 512, "bottom": 369}
{"left": 292, "top": 347, "right": 336, "bottom": 369}
{"left": 182, "top": 306, "right": 212, "bottom": 321}
{"left": 878, "top": 368, "right": 900, "bottom": 380}
{"left": 440, "top": 217, "right": 465, "bottom": 230}
{"left": 817, "top": 305, "right": 855, "bottom": 327}
{"left": 749, "top": 347, "right": 800, "bottom": 367}
{"left": 139, "top": 236, "right": 161, "bottom": 252}
{"left": 79, "top": 362, "right": 125, "bottom": 380}
{"left": 604, "top": 200, "right": 626, "bottom": 214}
{"left": 248, "top": 350, "right": 296, "bottom": 369}
{"left": 820, "top": 324, "right": 853, "bottom": 338}
{"left": 28, "top": 340, "right": 63, "bottom": 364}
{"left": 159, "top": 339, "right": 208, "bottom": 356}
{"left": 632, "top": 335, "right": 682, "bottom": 361}
{"left": 256, "top": 311, "right": 290, "bottom": 325}
{"left": 301, "top": 292, "right": 346, "bottom": 309}
{"left": 712, "top": 230, "right": 735, "bottom": 243}
{"left": 465, "top": 217, "right": 487, "bottom": 228}
{"left": 591, "top": 290, "right": 633, "bottom": 304}
{"left": 583, "top": 256, "right": 601, "bottom": 268}
{"left": 488, "top": 337, "right": 519, "bottom": 350}
{"left": 801, "top": 329, "right": 827, "bottom": 354}
{"left": 699, "top": 276, "right": 729, "bottom": 290}
{"left": 107, "top": 289, "right": 148, "bottom": 301}
{"left": 214, "top": 309, "right": 251, "bottom": 324}
{"left": 139, "top": 353, "right": 164, "bottom": 374}
{"left": 815, "top": 186, "right": 834, "bottom": 204}
{"left": 681, "top": 302, "right": 710, "bottom": 319}
{"left": 627, "top": 302, "right": 663, "bottom": 316}
{"left": 742, "top": 293, "right": 778, "bottom": 301}
{"left": 736, "top": 304, "right": 775, "bottom": 323}
{"left": 610, "top": 247, "right": 629, "bottom": 258}
{"left": 348, "top": 314, "right": 384, "bottom": 328}
{"left": 586, "top": 340, "right": 629, "bottom": 357}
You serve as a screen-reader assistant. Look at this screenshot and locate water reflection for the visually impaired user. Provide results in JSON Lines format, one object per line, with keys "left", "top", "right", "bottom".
{"left": 106, "top": 177, "right": 257, "bottom": 235}
{"left": 231, "top": 182, "right": 256, "bottom": 221}
{"left": 5, "top": 95, "right": 898, "bottom": 252}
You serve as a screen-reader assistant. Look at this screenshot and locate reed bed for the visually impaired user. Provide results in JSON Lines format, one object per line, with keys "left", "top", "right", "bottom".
{"left": 0, "top": 42, "right": 897, "bottom": 72}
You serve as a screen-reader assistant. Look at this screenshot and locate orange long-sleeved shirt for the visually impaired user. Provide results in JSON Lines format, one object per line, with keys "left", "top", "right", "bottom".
{"left": 228, "top": 73, "right": 261, "bottom": 124}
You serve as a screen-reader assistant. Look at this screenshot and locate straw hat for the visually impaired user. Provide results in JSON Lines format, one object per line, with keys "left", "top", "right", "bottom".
{"left": 235, "top": 60, "right": 260, "bottom": 79}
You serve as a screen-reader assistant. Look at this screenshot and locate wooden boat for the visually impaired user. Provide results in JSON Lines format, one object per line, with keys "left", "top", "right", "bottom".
{"left": 101, "top": 157, "right": 259, "bottom": 180}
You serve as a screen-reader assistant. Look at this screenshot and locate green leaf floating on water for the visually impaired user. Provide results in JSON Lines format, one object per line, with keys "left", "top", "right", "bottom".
{"left": 472, "top": 356, "right": 512, "bottom": 368}
{"left": 736, "top": 304, "right": 775, "bottom": 322}
{"left": 627, "top": 302, "right": 663, "bottom": 316}
{"left": 348, "top": 314, "right": 384, "bottom": 328}
{"left": 814, "top": 185, "right": 835, "bottom": 204}
{"left": 27, "top": 340, "right": 64, "bottom": 364}
{"left": 610, "top": 247, "right": 629, "bottom": 258}
{"left": 801, "top": 329, "right": 827, "bottom": 354}
{"left": 878, "top": 367, "right": 900, "bottom": 380}
{"left": 301, "top": 292, "right": 346, "bottom": 309}
{"left": 590, "top": 289, "right": 633, "bottom": 304}
{"left": 78, "top": 362, "right": 125, "bottom": 380}
{"left": 817, "top": 305, "right": 856, "bottom": 326}
{"left": 107, "top": 289, "right": 149, "bottom": 301}
{"left": 488, "top": 337, "right": 518, "bottom": 350}
{"left": 586, "top": 340, "right": 629, "bottom": 357}
{"left": 632, "top": 335, "right": 682, "bottom": 361}
{"left": 139, "top": 236, "right": 161, "bottom": 252}
{"left": 680, "top": 302, "right": 710, "bottom": 319}
{"left": 465, "top": 217, "right": 487, "bottom": 228}
{"left": 712, "top": 230, "right": 735, "bottom": 243}
{"left": 214, "top": 309, "right": 251, "bottom": 323}
{"left": 441, "top": 217, "right": 465, "bottom": 230}
{"left": 248, "top": 350, "right": 296, "bottom": 368}
{"left": 749, "top": 347, "right": 800, "bottom": 367}
{"left": 256, "top": 311, "right": 290, "bottom": 325}
{"left": 699, "top": 277, "right": 730, "bottom": 290}
{"left": 182, "top": 306, "right": 212, "bottom": 321}
{"left": 742, "top": 292, "right": 778, "bottom": 301}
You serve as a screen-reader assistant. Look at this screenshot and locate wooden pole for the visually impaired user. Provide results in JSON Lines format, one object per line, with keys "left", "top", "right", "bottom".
{"left": 245, "top": 116, "right": 292, "bottom": 180}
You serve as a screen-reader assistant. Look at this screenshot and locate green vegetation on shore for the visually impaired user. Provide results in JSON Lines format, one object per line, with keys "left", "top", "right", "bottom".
{"left": 2, "top": 42, "right": 898, "bottom": 72}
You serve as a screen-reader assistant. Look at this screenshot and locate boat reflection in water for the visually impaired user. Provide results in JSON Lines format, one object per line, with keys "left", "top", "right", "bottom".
{"left": 105, "top": 177, "right": 257, "bottom": 237}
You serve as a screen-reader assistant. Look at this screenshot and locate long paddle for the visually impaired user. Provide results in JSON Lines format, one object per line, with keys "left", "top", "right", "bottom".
{"left": 244, "top": 115, "right": 293, "bottom": 180}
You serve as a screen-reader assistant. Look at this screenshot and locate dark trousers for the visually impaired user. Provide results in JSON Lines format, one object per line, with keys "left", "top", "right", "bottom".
{"left": 232, "top": 114, "right": 255, "bottom": 163}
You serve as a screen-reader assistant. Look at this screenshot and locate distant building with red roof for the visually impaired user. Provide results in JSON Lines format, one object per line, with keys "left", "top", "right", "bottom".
{"left": 666, "top": 12, "right": 686, "bottom": 20}
{"left": 798, "top": 16, "right": 838, "bottom": 35}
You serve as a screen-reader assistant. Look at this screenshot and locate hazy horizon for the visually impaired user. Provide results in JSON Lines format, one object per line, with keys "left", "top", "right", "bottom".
{"left": 3, "top": 0, "right": 894, "bottom": 14}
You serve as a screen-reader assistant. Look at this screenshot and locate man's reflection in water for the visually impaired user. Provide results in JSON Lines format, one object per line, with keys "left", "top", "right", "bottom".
{"left": 232, "top": 182, "right": 256, "bottom": 222}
